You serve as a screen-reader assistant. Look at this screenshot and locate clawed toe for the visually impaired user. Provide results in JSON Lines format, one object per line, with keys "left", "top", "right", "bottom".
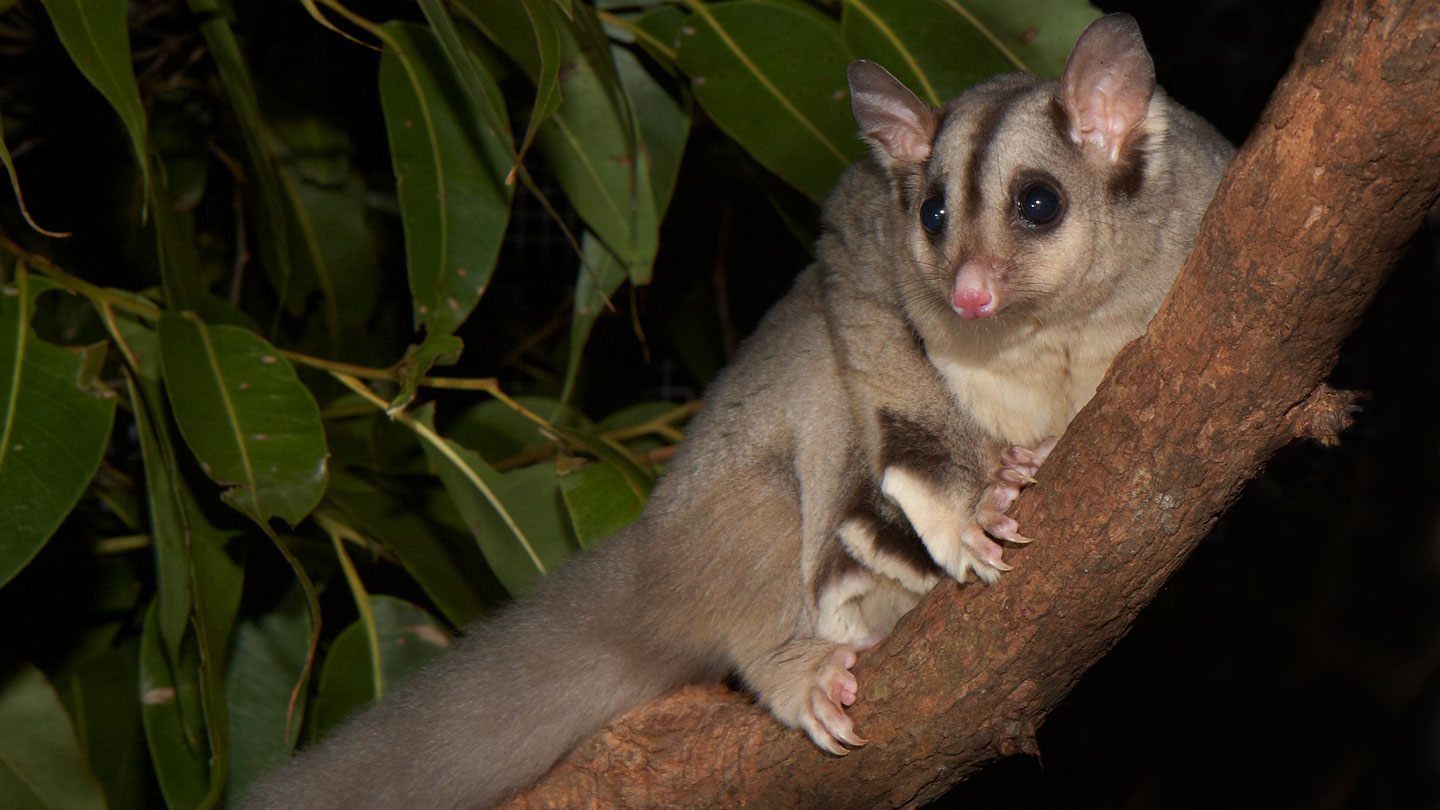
{"left": 959, "top": 522, "right": 1013, "bottom": 574}
{"left": 998, "top": 467, "right": 1038, "bottom": 486}
{"left": 975, "top": 437, "right": 1058, "bottom": 551}
{"left": 977, "top": 508, "right": 1033, "bottom": 545}
{"left": 798, "top": 645, "right": 869, "bottom": 755}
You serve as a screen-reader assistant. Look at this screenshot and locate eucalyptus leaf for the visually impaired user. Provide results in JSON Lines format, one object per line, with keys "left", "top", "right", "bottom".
{"left": 558, "top": 459, "right": 647, "bottom": 548}
{"left": 126, "top": 370, "right": 193, "bottom": 665}
{"left": 0, "top": 661, "right": 108, "bottom": 810}
{"left": 0, "top": 271, "right": 116, "bottom": 589}
{"left": 677, "top": 1, "right": 864, "bottom": 203}
{"left": 313, "top": 597, "right": 450, "bottom": 736}
{"left": 260, "top": 535, "right": 323, "bottom": 763}
{"left": 444, "top": 395, "right": 584, "bottom": 465}
{"left": 937, "top": 0, "right": 1101, "bottom": 78}
{"left": 380, "top": 21, "right": 513, "bottom": 341}
{"left": 556, "top": 40, "right": 687, "bottom": 390}
{"left": 66, "top": 637, "right": 153, "bottom": 810}
{"left": 146, "top": 159, "right": 253, "bottom": 328}
{"left": 841, "top": 0, "right": 1005, "bottom": 104}
{"left": 514, "top": 0, "right": 565, "bottom": 168}
{"left": 138, "top": 603, "right": 210, "bottom": 810}
{"left": 626, "top": 4, "right": 686, "bottom": 66}
{"left": 323, "top": 401, "right": 431, "bottom": 478}
{"left": 126, "top": 364, "right": 244, "bottom": 799}
{"left": 149, "top": 89, "right": 212, "bottom": 213}
{"left": 186, "top": 0, "right": 302, "bottom": 315}
{"left": 615, "top": 43, "right": 690, "bottom": 227}
{"left": 185, "top": 505, "right": 244, "bottom": 810}
{"left": 270, "top": 112, "right": 352, "bottom": 187}
{"left": 555, "top": 422, "right": 655, "bottom": 502}
{"left": 563, "top": 232, "right": 629, "bottom": 402}
{"left": 258, "top": 45, "right": 386, "bottom": 352}
{"left": 325, "top": 471, "right": 489, "bottom": 627}
{"left": 225, "top": 583, "right": 312, "bottom": 806}
{"left": 841, "top": 0, "right": 1100, "bottom": 104}
{"left": 277, "top": 154, "right": 379, "bottom": 353}
{"left": 158, "top": 312, "right": 329, "bottom": 528}
{"left": 532, "top": 10, "right": 658, "bottom": 278}
{"left": 463, "top": 0, "right": 669, "bottom": 281}
{"left": 121, "top": 307, "right": 246, "bottom": 718}
{"left": 300, "top": 178, "right": 381, "bottom": 342}
{"left": 453, "top": 0, "right": 534, "bottom": 73}
{"left": 39, "top": 0, "right": 151, "bottom": 211}
{"left": 415, "top": 404, "right": 577, "bottom": 597}
{"left": 415, "top": 0, "right": 516, "bottom": 157}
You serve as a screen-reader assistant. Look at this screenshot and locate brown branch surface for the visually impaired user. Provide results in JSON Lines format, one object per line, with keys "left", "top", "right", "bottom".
{"left": 498, "top": 1, "right": 1440, "bottom": 807}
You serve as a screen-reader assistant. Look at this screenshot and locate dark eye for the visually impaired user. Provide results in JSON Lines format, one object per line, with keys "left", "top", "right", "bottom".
{"left": 919, "top": 195, "right": 946, "bottom": 234}
{"left": 1016, "top": 183, "right": 1062, "bottom": 227}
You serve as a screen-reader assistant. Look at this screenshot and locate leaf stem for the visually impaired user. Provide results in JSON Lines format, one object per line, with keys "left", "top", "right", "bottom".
{"left": 0, "top": 233, "right": 162, "bottom": 320}
{"left": 97, "top": 301, "right": 143, "bottom": 379}
{"left": 93, "top": 534, "right": 153, "bottom": 554}
{"left": 316, "top": 509, "right": 385, "bottom": 700}
{"left": 329, "top": 371, "right": 549, "bottom": 575}
{"left": 276, "top": 350, "right": 402, "bottom": 382}
{"left": 265, "top": 350, "right": 558, "bottom": 433}
{"left": 603, "top": 399, "right": 701, "bottom": 443}
{"left": 596, "top": 9, "right": 677, "bottom": 63}
{"left": 1, "top": 230, "right": 556, "bottom": 434}
{"left": 298, "top": 0, "right": 384, "bottom": 51}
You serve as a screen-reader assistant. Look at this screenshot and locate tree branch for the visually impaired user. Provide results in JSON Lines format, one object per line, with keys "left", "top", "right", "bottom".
{"left": 497, "top": 0, "right": 1440, "bottom": 806}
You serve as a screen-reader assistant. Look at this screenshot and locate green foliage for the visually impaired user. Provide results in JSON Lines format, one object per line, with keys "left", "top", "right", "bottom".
{"left": 378, "top": 19, "right": 513, "bottom": 342}
{"left": 0, "top": 270, "right": 116, "bottom": 588}
{"left": 0, "top": 0, "right": 1096, "bottom": 805}
{"left": 0, "top": 661, "right": 109, "bottom": 810}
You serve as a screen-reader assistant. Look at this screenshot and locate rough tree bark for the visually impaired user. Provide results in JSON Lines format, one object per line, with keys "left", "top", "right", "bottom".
{"left": 497, "top": 0, "right": 1440, "bottom": 807}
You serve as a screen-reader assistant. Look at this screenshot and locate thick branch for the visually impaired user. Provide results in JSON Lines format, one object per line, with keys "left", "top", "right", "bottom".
{"left": 499, "top": 1, "right": 1440, "bottom": 807}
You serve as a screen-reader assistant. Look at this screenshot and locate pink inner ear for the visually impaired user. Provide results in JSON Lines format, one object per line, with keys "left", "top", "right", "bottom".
{"left": 1060, "top": 14, "right": 1156, "bottom": 162}
{"left": 849, "top": 61, "right": 937, "bottom": 165}
{"left": 858, "top": 102, "right": 934, "bottom": 164}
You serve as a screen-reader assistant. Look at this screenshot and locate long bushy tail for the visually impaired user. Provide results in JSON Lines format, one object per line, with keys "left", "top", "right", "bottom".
{"left": 241, "top": 529, "right": 698, "bottom": 810}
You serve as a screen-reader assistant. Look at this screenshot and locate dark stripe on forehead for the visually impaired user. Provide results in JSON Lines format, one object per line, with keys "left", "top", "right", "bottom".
{"left": 932, "top": 104, "right": 954, "bottom": 145}
{"left": 963, "top": 83, "right": 1033, "bottom": 221}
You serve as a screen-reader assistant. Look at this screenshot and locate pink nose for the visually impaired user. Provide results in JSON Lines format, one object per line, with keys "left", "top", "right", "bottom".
{"left": 952, "top": 287, "right": 994, "bottom": 319}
